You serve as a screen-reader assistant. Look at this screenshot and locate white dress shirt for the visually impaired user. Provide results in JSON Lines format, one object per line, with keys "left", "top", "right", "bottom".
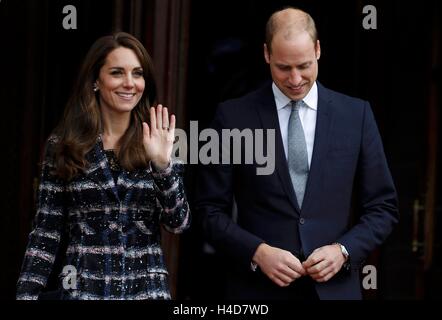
{"left": 272, "top": 82, "right": 318, "bottom": 168}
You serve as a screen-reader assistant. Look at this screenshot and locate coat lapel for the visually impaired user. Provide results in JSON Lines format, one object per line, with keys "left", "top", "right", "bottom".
{"left": 301, "top": 82, "right": 333, "bottom": 213}
{"left": 83, "top": 136, "right": 153, "bottom": 203}
{"left": 255, "top": 83, "right": 301, "bottom": 214}
{"left": 84, "top": 137, "right": 120, "bottom": 202}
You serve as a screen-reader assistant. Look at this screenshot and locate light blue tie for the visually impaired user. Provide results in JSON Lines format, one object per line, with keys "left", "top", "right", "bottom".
{"left": 288, "top": 100, "right": 309, "bottom": 208}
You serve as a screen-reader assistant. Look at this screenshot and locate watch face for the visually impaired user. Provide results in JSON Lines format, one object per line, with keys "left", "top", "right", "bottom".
{"left": 334, "top": 242, "right": 349, "bottom": 258}
{"left": 340, "top": 244, "right": 349, "bottom": 257}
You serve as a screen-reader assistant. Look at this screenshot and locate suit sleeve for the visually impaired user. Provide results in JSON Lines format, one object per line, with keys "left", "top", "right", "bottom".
{"left": 151, "top": 160, "right": 191, "bottom": 234}
{"left": 195, "top": 104, "right": 265, "bottom": 270}
{"left": 16, "top": 137, "right": 66, "bottom": 300}
{"left": 337, "top": 102, "right": 399, "bottom": 266}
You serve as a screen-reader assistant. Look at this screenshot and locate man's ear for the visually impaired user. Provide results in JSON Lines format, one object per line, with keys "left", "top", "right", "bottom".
{"left": 264, "top": 43, "right": 271, "bottom": 64}
{"left": 315, "top": 40, "right": 321, "bottom": 60}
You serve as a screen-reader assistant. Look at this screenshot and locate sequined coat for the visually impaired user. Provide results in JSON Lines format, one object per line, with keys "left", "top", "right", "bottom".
{"left": 16, "top": 136, "right": 190, "bottom": 300}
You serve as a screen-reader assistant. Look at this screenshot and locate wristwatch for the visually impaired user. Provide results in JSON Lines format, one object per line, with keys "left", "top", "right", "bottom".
{"left": 335, "top": 242, "right": 351, "bottom": 271}
{"left": 336, "top": 243, "right": 349, "bottom": 259}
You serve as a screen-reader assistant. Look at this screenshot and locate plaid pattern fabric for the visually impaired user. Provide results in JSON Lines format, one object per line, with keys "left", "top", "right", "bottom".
{"left": 17, "top": 136, "right": 190, "bottom": 300}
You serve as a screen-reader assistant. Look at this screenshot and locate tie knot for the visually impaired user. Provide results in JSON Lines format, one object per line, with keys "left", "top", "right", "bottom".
{"left": 291, "top": 100, "right": 303, "bottom": 111}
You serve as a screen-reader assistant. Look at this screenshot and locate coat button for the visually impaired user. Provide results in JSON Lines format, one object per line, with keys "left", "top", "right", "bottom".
{"left": 299, "top": 218, "right": 305, "bottom": 225}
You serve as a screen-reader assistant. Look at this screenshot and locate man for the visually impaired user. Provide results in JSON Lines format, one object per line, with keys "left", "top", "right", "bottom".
{"left": 195, "top": 7, "right": 398, "bottom": 300}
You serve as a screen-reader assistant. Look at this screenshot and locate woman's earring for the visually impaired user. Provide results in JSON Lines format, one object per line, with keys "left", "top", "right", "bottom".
{"left": 93, "top": 83, "right": 99, "bottom": 92}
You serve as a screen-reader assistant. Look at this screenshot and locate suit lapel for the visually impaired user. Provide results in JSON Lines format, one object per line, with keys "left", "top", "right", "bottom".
{"left": 301, "top": 83, "right": 333, "bottom": 213}
{"left": 255, "top": 84, "right": 301, "bottom": 214}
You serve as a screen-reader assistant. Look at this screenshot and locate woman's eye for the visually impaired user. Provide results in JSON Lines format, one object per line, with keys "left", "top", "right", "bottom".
{"left": 111, "top": 70, "right": 122, "bottom": 76}
{"left": 133, "top": 71, "right": 144, "bottom": 77}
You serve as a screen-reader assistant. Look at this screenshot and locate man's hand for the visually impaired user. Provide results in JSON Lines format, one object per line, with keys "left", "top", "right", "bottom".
{"left": 252, "top": 243, "right": 306, "bottom": 287}
{"left": 302, "top": 244, "right": 347, "bottom": 283}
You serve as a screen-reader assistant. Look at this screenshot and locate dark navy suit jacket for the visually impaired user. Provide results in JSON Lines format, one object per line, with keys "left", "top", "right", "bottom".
{"left": 195, "top": 82, "right": 398, "bottom": 299}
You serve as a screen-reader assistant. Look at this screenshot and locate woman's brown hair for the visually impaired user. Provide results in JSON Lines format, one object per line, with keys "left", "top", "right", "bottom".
{"left": 53, "top": 32, "right": 157, "bottom": 180}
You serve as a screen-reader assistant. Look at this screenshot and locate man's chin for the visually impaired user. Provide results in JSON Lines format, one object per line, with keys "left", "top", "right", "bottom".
{"left": 285, "top": 91, "right": 307, "bottom": 101}
{"left": 279, "top": 84, "right": 303, "bottom": 98}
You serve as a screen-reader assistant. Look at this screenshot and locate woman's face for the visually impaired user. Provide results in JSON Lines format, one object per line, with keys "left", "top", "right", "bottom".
{"left": 96, "top": 47, "right": 145, "bottom": 115}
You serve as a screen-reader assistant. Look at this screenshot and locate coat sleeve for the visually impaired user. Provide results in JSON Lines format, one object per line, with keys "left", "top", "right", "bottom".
{"left": 337, "top": 102, "right": 399, "bottom": 267}
{"left": 194, "top": 104, "right": 265, "bottom": 270}
{"left": 16, "top": 137, "right": 67, "bottom": 300}
{"left": 151, "top": 160, "right": 190, "bottom": 234}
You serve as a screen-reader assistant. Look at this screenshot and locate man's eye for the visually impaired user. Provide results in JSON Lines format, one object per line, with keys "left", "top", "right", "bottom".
{"left": 299, "top": 64, "right": 311, "bottom": 70}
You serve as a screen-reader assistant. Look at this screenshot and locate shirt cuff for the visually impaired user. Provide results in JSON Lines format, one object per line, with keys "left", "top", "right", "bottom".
{"left": 250, "top": 261, "right": 258, "bottom": 272}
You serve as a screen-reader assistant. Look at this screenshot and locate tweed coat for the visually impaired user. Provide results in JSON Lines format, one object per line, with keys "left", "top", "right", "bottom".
{"left": 16, "top": 135, "right": 190, "bottom": 300}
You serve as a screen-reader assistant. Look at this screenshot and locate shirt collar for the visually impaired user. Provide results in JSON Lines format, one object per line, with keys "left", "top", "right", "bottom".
{"left": 272, "top": 81, "right": 318, "bottom": 111}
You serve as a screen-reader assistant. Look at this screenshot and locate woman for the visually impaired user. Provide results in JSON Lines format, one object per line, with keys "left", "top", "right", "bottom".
{"left": 16, "top": 32, "right": 190, "bottom": 300}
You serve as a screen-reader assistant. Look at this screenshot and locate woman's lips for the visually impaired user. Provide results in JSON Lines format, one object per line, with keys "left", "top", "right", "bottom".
{"left": 116, "top": 92, "right": 136, "bottom": 100}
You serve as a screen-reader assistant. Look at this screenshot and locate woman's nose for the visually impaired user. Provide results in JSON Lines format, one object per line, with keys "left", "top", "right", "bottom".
{"left": 123, "top": 74, "right": 135, "bottom": 88}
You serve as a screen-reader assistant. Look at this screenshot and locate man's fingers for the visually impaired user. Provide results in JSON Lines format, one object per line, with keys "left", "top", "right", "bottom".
{"left": 306, "top": 259, "right": 330, "bottom": 275}
{"left": 286, "top": 260, "right": 306, "bottom": 276}
{"left": 308, "top": 261, "right": 340, "bottom": 282}
{"left": 270, "top": 273, "right": 292, "bottom": 287}
{"left": 272, "top": 277, "right": 289, "bottom": 287}
{"left": 311, "top": 267, "right": 335, "bottom": 282}
{"left": 302, "top": 257, "right": 317, "bottom": 269}
{"left": 318, "top": 272, "right": 335, "bottom": 283}
{"left": 279, "top": 266, "right": 302, "bottom": 281}
{"left": 302, "top": 251, "right": 324, "bottom": 269}
{"left": 276, "top": 272, "right": 293, "bottom": 285}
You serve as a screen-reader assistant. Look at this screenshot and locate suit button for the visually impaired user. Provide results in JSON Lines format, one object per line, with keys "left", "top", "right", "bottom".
{"left": 299, "top": 218, "right": 305, "bottom": 225}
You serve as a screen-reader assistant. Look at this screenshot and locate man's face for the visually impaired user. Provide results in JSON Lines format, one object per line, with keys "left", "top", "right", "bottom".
{"left": 264, "top": 31, "right": 320, "bottom": 101}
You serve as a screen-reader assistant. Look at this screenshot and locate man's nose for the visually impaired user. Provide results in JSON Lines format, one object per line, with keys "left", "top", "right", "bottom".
{"left": 289, "top": 70, "right": 302, "bottom": 85}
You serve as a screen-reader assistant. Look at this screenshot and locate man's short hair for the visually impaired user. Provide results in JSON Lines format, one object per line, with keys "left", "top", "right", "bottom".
{"left": 265, "top": 7, "right": 318, "bottom": 53}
